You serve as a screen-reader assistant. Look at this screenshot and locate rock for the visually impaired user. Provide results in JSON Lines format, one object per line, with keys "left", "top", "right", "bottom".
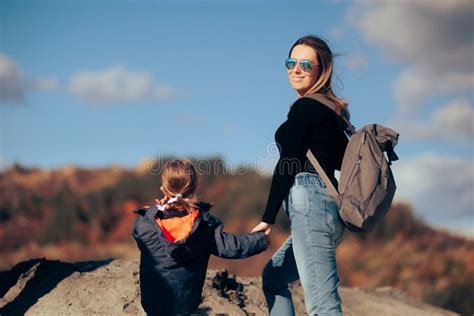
{"left": 0, "top": 258, "right": 458, "bottom": 316}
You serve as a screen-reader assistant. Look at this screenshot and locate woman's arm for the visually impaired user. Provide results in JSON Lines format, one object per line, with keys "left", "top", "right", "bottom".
{"left": 260, "top": 98, "right": 319, "bottom": 224}
{"left": 262, "top": 99, "right": 309, "bottom": 224}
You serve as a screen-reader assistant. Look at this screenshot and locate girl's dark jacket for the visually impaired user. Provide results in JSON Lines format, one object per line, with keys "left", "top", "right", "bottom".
{"left": 131, "top": 202, "right": 267, "bottom": 316}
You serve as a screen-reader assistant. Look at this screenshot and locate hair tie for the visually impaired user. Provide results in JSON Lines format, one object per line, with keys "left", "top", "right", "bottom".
{"left": 166, "top": 194, "right": 184, "bottom": 205}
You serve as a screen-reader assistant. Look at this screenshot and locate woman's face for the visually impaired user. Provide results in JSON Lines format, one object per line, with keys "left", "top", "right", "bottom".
{"left": 287, "top": 44, "right": 320, "bottom": 97}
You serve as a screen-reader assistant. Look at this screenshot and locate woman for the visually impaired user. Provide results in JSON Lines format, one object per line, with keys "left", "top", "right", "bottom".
{"left": 251, "top": 35, "right": 349, "bottom": 315}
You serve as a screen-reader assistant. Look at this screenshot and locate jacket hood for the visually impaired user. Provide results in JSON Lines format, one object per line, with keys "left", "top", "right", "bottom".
{"left": 133, "top": 201, "right": 214, "bottom": 263}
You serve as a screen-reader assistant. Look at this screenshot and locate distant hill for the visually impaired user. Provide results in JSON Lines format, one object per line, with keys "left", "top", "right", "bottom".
{"left": 1, "top": 159, "right": 473, "bottom": 314}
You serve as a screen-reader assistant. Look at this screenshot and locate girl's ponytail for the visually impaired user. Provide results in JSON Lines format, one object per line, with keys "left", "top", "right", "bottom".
{"left": 162, "top": 194, "right": 199, "bottom": 214}
{"left": 161, "top": 159, "right": 199, "bottom": 214}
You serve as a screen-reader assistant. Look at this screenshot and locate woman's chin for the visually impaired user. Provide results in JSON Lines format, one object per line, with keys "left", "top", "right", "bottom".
{"left": 290, "top": 84, "right": 301, "bottom": 91}
{"left": 291, "top": 83, "right": 308, "bottom": 92}
{"left": 293, "top": 87, "right": 309, "bottom": 96}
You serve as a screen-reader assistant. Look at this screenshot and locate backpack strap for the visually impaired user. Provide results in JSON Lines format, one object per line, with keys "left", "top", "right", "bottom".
{"left": 306, "top": 150, "right": 341, "bottom": 208}
{"left": 300, "top": 93, "right": 354, "bottom": 207}
{"left": 304, "top": 94, "right": 356, "bottom": 136}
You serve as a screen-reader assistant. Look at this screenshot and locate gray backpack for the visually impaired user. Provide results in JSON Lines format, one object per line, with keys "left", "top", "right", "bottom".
{"left": 305, "top": 94, "right": 399, "bottom": 233}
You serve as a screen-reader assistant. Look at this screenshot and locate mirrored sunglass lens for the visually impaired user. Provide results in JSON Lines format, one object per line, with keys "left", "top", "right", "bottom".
{"left": 300, "top": 61, "right": 312, "bottom": 71}
{"left": 286, "top": 59, "right": 296, "bottom": 69}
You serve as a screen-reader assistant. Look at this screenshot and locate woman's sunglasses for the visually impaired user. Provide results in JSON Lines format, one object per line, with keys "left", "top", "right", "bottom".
{"left": 285, "top": 58, "right": 315, "bottom": 73}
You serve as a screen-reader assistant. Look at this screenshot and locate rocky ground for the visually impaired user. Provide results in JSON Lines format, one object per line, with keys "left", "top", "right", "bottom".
{"left": 0, "top": 258, "right": 458, "bottom": 316}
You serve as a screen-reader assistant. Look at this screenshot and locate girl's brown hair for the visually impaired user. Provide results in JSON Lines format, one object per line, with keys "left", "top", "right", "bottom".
{"left": 289, "top": 35, "right": 349, "bottom": 115}
{"left": 161, "top": 158, "right": 199, "bottom": 213}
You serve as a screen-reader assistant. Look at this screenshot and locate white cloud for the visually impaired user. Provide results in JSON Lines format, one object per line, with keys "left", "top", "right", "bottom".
{"left": 431, "top": 99, "right": 474, "bottom": 139}
{"left": 394, "top": 68, "right": 474, "bottom": 115}
{"left": 0, "top": 54, "right": 60, "bottom": 102}
{"left": 0, "top": 55, "right": 180, "bottom": 105}
{"left": 348, "top": 0, "right": 473, "bottom": 68}
{"left": 346, "top": 0, "right": 474, "bottom": 115}
{"left": 0, "top": 54, "right": 26, "bottom": 101}
{"left": 69, "top": 66, "right": 181, "bottom": 104}
{"left": 392, "top": 152, "right": 474, "bottom": 233}
{"left": 69, "top": 66, "right": 152, "bottom": 104}
{"left": 391, "top": 98, "right": 474, "bottom": 144}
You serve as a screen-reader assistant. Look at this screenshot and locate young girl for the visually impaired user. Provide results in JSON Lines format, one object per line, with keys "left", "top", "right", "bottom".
{"left": 132, "top": 158, "right": 269, "bottom": 316}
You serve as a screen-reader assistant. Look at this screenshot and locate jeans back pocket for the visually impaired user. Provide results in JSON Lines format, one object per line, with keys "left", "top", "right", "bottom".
{"left": 325, "top": 199, "right": 345, "bottom": 245}
{"left": 289, "top": 184, "right": 310, "bottom": 215}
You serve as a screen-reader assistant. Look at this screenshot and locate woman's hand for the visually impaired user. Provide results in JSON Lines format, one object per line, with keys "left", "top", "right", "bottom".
{"left": 252, "top": 222, "right": 272, "bottom": 247}
{"left": 251, "top": 221, "right": 272, "bottom": 236}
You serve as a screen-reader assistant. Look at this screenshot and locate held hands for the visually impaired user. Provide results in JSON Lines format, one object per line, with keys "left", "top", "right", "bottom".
{"left": 251, "top": 221, "right": 272, "bottom": 235}
{"left": 251, "top": 221, "right": 272, "bottom": 247}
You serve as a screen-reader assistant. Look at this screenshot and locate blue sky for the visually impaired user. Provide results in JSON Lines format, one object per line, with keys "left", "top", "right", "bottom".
{"left": 1, "top": 0, "right": 473, "bottom": 235}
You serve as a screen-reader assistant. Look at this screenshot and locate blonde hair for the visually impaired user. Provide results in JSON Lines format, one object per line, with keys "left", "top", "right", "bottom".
{"left": 161, "top": 158, "right": 199, "bottom": 213}
{"left": 289, "top": 35, "right": 349, "bottom": 115}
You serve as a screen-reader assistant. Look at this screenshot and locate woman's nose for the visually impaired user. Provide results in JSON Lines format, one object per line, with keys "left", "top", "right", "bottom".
{"left": 293, "top": 63, "right": 303, "bottom": 74}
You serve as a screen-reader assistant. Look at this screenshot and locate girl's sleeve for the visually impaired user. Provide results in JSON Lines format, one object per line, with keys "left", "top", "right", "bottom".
{"left": 205, "top": 213, "right": 268, "bottom": 259}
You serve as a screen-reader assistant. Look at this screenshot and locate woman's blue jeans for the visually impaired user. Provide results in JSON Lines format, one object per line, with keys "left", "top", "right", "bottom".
{"left": 262, "top": 172, "right": 345, "bottom": 316}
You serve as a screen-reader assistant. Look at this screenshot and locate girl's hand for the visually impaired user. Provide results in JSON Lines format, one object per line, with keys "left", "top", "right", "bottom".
{"left": 251, "top": 221, "right": 272, "bottom": 236}
{"left": 264, "top": 234, "right": 272, "bottom": 247}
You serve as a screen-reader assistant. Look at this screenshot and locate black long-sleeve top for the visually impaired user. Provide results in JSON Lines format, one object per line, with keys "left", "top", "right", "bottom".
{"left": 261, "top": 97, "right": 349, "bottom": 224}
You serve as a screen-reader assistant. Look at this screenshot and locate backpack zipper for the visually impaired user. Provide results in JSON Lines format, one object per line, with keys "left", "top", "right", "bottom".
{"left": 342, "top": 153, "right": 362, "bottom": 195}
